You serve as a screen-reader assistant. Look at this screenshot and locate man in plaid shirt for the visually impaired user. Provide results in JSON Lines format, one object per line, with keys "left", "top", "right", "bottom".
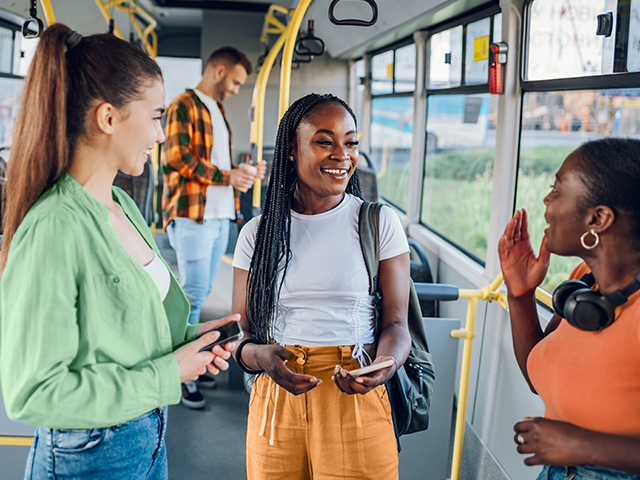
{"left": 162, "top": 46, "right": 265, "bottom": 408}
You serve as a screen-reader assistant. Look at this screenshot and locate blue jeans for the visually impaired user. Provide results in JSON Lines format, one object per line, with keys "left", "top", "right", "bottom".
{"left": 538, "top": 465, "right": 640, "bottom": 480}
{"left": 167, "top": 218, "right": 230, "bottom": 324}
{"left": 25, "top": 407, "right": 168, "bottom": 480}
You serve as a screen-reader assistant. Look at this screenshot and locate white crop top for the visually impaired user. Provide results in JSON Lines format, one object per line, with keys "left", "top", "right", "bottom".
{"left": 233, "top": 194, "right": 409, "bottom": 365}
{"left": 143, "top": 252, "right": 171, "bottom": 300}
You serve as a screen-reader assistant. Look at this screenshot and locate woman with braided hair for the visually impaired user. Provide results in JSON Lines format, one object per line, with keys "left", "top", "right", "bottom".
{"left": 232, "top": 93, "right": 411, "bottom": 479}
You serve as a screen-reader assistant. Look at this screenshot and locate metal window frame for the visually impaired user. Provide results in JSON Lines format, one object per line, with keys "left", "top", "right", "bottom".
{"left": 520, "top": 0, "right": 640, "bottom": 92}
{"left": 370, "top": 36, "right": 415, "bottom": 97}
{"left": 416, "top": 6, "right": 502, "bottom": 266}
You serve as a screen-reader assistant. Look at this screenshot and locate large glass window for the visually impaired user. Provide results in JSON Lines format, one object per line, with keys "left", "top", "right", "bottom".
{"left": 372, "top": 50, "right": 394, "bottom": 95}
{"left": 420, "top": 94, "right": 498, "bottom": 262}
{"left": 369, "top": 96, "right": 414, "bottom": 210}
{"left": 429, "top": 26, "right": 463, "bottom": 89}
{"left": 516, "top": 89, "right": 640, "bottom": 291}
{"left": 0, "top": 26, "right": 14, "bottom": 75}
{"left": 0, "top": 77, "right": 24, "bottom": 147}
{"left": 524, "top": 0, "right": 627, "bottom": 79}
{"left": 422, "top": 10, "right": 500, "bottom": 262}
{"left": 395, "top": 44, "right": 416, "bottom": 92}
{"left": 465, "top": 17, "right": 491, "bottom": 85}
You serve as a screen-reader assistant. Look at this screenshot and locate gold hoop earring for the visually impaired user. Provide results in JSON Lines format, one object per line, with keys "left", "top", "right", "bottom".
{"left": 580, "top": 229, "right": 599, "bottom": 250}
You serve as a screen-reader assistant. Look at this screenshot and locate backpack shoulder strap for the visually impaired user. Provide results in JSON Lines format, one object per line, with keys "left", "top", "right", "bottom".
{"left": 358, "top": 201, "right": 383, "bottom": 295}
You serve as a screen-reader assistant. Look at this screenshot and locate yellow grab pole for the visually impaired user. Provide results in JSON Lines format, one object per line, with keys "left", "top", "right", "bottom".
{"left": 447, "top": 273, "right": 506, "bottom": 480}
{"left": 0, "top": 435, "right": 33, "bottom": 446}
{"left": 250, "top": 4, "right": 290, "bottom": 208}
{"left": 39, "top": 0, "right": 56, "bottom": 25}
{"left": 449, "top": 295, "right": 479, "bottom": 480}
{"left": 278, "top": 0, "right": 313, "bottom": 120}
{"left": 93, "top": 0, "right": 124, "bottom": 39}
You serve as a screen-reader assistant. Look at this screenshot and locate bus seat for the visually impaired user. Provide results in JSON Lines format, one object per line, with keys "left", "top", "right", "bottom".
{"left": 113, "top": 156, "right": 155, "bottom": 225}
{"left": 408, "top": 238, "right": 437, "bottom": 317}
{"left": 357, "top": 151, "right": 380, "bottom": 202}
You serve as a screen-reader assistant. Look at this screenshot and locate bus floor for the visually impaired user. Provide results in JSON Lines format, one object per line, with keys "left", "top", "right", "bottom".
{"left": 159, "top": 240, "right": 250, "bottom": 479}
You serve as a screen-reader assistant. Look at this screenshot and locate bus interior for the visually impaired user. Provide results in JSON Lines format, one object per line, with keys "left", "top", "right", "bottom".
{"left": 0, "top": 0, "right": 639, "bottom": 479}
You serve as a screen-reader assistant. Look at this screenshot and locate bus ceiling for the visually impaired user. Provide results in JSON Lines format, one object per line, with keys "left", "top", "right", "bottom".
{"left": 1, "top": 0, "right": 498, "bottom": 60}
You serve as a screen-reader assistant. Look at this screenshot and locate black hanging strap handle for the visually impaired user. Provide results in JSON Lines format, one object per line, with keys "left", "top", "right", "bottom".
{"left": 328, "top": 0, "right": 378, "bottom": 27}
{"left": 22, "top": 0, "right": 44, "bottom": 38}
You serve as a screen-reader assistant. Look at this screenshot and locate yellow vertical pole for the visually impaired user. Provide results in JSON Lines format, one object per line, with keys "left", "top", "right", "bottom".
{"left": 278, "top": 0, "right": 313, "bottom": 120}
{"left": 251, "top": 31, "right": 287, "bottom": 207}
{"left": 449, "top": 295, "right": 479, "bottom": 480}
{"left": 39, "top": 0, "right": 56, "bottom": 25}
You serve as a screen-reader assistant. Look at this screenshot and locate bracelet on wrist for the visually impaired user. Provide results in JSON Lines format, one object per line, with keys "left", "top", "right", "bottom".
{"left": 236, "top": 338, "right": 264, "bottom": 375}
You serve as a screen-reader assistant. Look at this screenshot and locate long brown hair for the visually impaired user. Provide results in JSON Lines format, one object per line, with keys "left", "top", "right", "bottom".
{"left": 1, "top": 23, "right": 162, "bottom": 267}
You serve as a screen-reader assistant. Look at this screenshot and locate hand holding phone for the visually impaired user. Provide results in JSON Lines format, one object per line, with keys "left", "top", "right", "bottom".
{"left": 347, "top": 358, "right": 395, "bottom": 378}
{"left": 199, "top": 322, "right": 244, "bottom": 352}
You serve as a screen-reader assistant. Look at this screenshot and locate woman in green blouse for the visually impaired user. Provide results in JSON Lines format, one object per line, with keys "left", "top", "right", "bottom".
{"left": 0, "top": 23, "right": 238, "bottom": 480}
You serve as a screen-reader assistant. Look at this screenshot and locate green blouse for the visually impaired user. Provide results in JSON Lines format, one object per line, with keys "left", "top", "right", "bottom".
{"left": 0, "top": 171, "right": 197, "bottom": 429}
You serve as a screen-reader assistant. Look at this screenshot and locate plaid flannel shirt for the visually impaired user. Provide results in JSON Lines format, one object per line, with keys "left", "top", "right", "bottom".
{"left": 161, "top": 89, "right": 241, "bottom": 228}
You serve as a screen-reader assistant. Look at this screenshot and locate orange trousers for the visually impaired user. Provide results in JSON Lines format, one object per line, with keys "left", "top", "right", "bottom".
{"left": 246, "top": 345, "right": 398, "bottom": 480}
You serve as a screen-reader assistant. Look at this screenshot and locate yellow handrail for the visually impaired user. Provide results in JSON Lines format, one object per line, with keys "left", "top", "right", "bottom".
{"left": 113, "top": 0, "right": 158, "bottom": 57}
{"left": 448, "top": 273, "right": 506, "bottom": 480}
{"left": 249, "top": 4, "right": 290, "bottom": 208}
{"left": 278, "top": 0, "right": 313, "bottom": 119}
{"left": 0, "top": 435, "right": 33, "bottom": 446}
{"left": 39, "top": 0, "right": 56, "bottom": 25}
{"left": 446, "top": 273, "right": 552, "bottom": 479}
{"left": 93, "top": 0, "right": 124, "bottom": 39}
{"left": 93, "top": 1, "right": 157, "bottom": 57}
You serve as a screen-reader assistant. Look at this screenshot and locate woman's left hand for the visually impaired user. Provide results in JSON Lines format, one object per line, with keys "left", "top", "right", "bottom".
{"left": 514, "top": 417, "right": 589, "bottom": 466}
{"left": 332, "top": 356, "right": 396, "bottom": 395}
{"left": 194, "top": 315, "right": 240, "bottom": 375}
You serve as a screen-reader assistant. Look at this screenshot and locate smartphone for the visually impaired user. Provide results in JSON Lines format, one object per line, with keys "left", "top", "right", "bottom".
{"left": 348, "top": 359, "right": 395, "bottom": 377}
{"left": 199, "top": 322, "right": 244, "bottom": 352}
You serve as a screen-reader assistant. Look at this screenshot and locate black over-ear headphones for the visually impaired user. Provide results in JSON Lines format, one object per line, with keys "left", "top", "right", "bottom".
{"left": 552, "top": 272, "right": 640, "bottom": 331}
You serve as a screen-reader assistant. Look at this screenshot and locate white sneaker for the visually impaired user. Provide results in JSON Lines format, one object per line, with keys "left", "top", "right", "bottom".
{"left": 180, "top": 381, "right": 205, "bottom": 409}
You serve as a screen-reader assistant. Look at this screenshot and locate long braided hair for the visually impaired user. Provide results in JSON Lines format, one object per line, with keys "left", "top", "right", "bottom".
{"left": 247, "top": 93, "right": 363, "bottom": 343}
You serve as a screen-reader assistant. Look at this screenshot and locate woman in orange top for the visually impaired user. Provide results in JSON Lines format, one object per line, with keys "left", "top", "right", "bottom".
{"left": 499, "top": 138, "right": 640, "bottom": 479}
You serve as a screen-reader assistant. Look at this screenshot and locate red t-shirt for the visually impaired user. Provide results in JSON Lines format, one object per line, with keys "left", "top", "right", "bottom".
{"left": 527, "top": 262, "right": 640, "bottom": 437}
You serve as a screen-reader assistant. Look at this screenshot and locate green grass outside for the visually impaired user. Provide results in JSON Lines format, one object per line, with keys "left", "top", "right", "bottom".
{"left": 377, "top": 146, "right": 581, "bottom": 293}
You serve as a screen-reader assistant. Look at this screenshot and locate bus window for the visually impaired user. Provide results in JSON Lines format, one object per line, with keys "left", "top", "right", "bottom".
{"left": 368, "top": 40, "right": 416, "bottom": 210}
{"left": 628, "top": 0, "right": 640, "bottom": 72}
{"left": 0, "top": 77, "right": 24, "bottom": 147}
{"left": 394, "top": 44, "right": 416, "bottom": 92}
{"left": 372, "top": 50, "right": 393, "bottom": 95}
{"left": 421, "top": 9, "right": 500, "bottom": 263}
{"left": 429, "top": 26, "right": 462, "bottom": 89}
{"left": 370, "top": 96, "right": 414, "bottom": 210}
{"left": 525, "top": 0, "right": 616, "bottom": 80}
{"left": 516, "top": 89, "right": 640, "bottom": 292}
{"left": 421, "top": 94, "right": 498, "bottom": 262}
{"left": 464, "top": 17, "right": 490, "bottom": 85}
{"left": 0, "top": 26, "right": 13, "bottom": 74}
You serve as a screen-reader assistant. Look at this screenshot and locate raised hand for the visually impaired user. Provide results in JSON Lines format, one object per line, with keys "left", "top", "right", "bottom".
{"left": 499, "top": 208, "right": 551, "bottom": 298}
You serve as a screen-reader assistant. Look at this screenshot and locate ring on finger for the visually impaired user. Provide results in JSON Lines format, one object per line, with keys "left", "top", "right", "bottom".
{"left": 516, "top": 434, "right": 525, "bottom": 445}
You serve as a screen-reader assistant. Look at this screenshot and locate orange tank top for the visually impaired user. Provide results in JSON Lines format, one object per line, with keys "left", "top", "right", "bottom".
{"left": 527, "top": 262, "right": 640, "bottom": 437}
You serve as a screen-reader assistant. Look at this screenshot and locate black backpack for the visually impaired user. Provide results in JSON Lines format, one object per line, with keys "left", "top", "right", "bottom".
{"left": 358, "top": 201, "right": 435, "bottom": 447}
